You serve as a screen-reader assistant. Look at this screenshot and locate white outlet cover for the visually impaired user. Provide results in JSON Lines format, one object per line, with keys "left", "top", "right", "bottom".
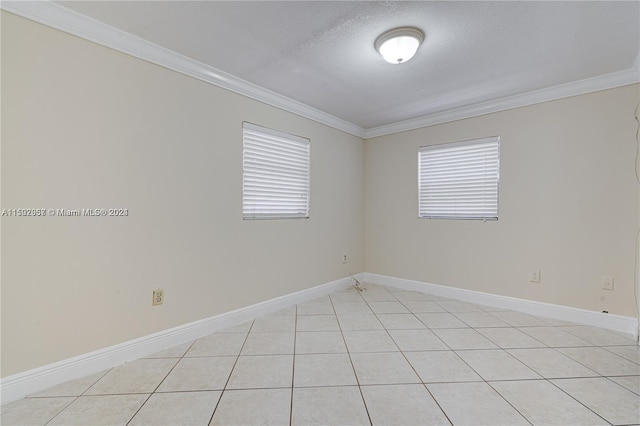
{"left": 602, "top": 276, "right": 614, "bottom": 291}
{"left": 529, "top": 270, "right": 541, "bottom": 283}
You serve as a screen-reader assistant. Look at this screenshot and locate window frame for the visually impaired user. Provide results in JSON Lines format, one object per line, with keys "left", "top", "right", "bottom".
{"left": 418, "top": 136, "right": 500, "bottom": 220}
{"left": 242, "top": 122, "right": 311, "bottom": 220}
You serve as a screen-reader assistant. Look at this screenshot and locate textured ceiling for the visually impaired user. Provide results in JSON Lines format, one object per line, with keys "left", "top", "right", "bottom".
{"left": 56, "top": 1, "right": 639, "bottom": 130}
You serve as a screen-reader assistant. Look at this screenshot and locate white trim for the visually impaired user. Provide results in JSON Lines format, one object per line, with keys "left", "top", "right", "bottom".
{"left": 364, "top": 70, "right": 640, "bottom": 138}
{"left": 363, "top": 273, "right": 639, "bottom": 340}
{"left": 0, "top": 1, "right": 365, "bottom": 139}
{"left": 3, "top": 1, "right": 639, "bottom": 140}
{"left": 0, "top": 275, "right": 356, "bottom": 405}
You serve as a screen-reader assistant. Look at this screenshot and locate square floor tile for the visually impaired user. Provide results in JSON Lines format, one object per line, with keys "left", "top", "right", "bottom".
{"left": 432, "top": 329, "right": 498, "bottom": 350}
{"left": 333, "top": 301, "right": 373, "bottom": 315}
{"left": 48, "top": 394, "right": 149, "bottom": 425}
{"left": 476, "top": 304, "right": 511, "bottom": 312}
{"left": 129, "top": 391, "right": 221, "bottom": 425}
{"left": 404, "top": 351, "right": 482, "bottom": 383}
{"left": 535, "top": 317, "right": 578, "bottom": 326}
{"left": 337, "top": 314, "right": 384, "bottom": 330}
{"left": 507, "top": 348, "right": 599, "bottom": 378}
{"left": 608, "top": 376, "right": 640, "bottom": 395}
{"left": 559, "top": 326, "right": 637, "bottom": 346}
{"left": 145, "top": 341, "right": 194, "bottom": 359}
{"left": 226, "top": 355, "right": 293, "bottom": 389}
{"left": 330, "top": 290, "right": 366, "bottom": 302}
{"left": 186, "top": 333, "right": 247, "bottom": 357}
{"left": 435, "top": 301, "right": 484, "bottom": 312}
{"left": 490, "top": 380, "right": 606, "bottom": 425}
{"left": 84, "top": 358, "right": 177, "bottom": 395}
{"left": 361, "top": 384, "right": 449, "bottom": 425}
{"left": 218, "top": 321, "right": 254, "bottom": 333}
{"left": 156, "top": 356, "right": 236, "bottom": 392}
{"left": 241, "top": 332, "right": 294, "bottom": 355}
{"left": 392, "top": 291, "right": 431, "bottom": 302}
{"left": 476, "top": 327, "right": 546, "bottom": 349}
{"left": 296, "top": 314, "right": 340, "bottom": 331}
{"left": 603, "top": 345, "right": 640, "bottom": 364}
{"left": 295, "top": 331, "right": 347, "bottom": 354}
{"left": 251, "top": 315, "right": 296, "bottom": 332}
{"left": 343, "top": 330, "right": 399, "bottom": 352}
{"left": 297, "top": 300, "right": 335, "bottom": 315}
{"left": 367, "top": 301, "right": 409, "bottom": 314}
{"left": 292, "top": 386, "right": 369, "bottom": 425}
{"left": 455, "top": 349, "right": 541, "bottom": 381}
{"left": 518, "top": 327, "right": 592, "bottom": 347}
{"left": 490, "top": 311, "right": 551, "bottom": 327}
{"left": 401, "top": 301, "right": 446, "bottom": 313}
{"left": 453, "top": 311, "right": 509, "bottom": 328}
{"left": 271, "top": 306, "right": 297, "bottom": 316}
{"left": 557, "top": 347, "right": 640, "bottom": 376}
{"left": 387, "top": 329, "right": 448, "bottom": 351}
{"left": 294, "top": 353, "right": 357, "bottom": 387}
{"left": 427, "top": 382, "right": 529, "bottom": 425}
{"left": 360, "top": 290, "right": 398, "bottom": 302}
{"left": 211, "top": 388, "right": 291, "bottom": 426}
{"left": 29, "top": 370, "right": 109, "bottom": 397}
{"left": 414, "top": 312, "right": 468, "bottom": 329}
{"left": 350, "top": 352, "right": 420, "bottom": 385}
{"left": 362, "top": 283, "right": 391, "bottom": 291}
{"left": 1, "top": 397, "right": 74, "bottom": 426}
{"left": 377, "top": 313, "right": 426, "bottom": 329}
{"left": 552, "top": 377, "right": 640, "bottom": 425}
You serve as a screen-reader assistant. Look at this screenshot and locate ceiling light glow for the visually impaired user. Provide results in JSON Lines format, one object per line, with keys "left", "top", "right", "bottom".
{"left": 375, "top": 27, "right": 424, "bottom": 64}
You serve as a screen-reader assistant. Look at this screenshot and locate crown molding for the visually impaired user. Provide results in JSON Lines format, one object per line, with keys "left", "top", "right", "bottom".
{"left": 365, "top": 66, "right": 640, "bottom": 139}
{"left": 1, "top": 1, "right": 366, "bottom": 139}
{"left": 3, "top": 1, "right": 638, "bottom": 141}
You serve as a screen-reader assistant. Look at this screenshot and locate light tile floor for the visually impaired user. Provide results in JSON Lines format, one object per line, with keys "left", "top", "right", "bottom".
{"left": 2, "top": 283, "right": 639, "bottom": 425}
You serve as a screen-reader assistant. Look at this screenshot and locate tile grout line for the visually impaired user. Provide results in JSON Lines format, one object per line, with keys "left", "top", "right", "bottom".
{"left": 207, "top": 319, "right": 255, "bottom": 425}
{"left": 330, "top": 286, "right": 374, "bottom": 426}
{"left": 289, "top": 304, "right": 298, "bottom": 426}
{"left": 362, "top": 286, "right": 455, "bottom": 425}
{"left": 41, "top": 366, "right": 113, "bottom": 426}
{"left": 40, "top": 396, "right": 79, "bottom": 426}
{"left": 544, "top": 378, "right": 614, "bottom": 425}
{"left": 374, "top": 287, "right": 553, "bottom": 425}
{"left": 408, "top": 298, "right": 535, "bottom": 425}
{"left": 602, "top": 375, "right": 640, "bottom": 397}
{"left": 125, "top": 339, "right": 200, "bottom": 425}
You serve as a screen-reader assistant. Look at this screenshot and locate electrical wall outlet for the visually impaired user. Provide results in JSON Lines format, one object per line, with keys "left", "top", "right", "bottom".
{"left": 529, "top": 270, "right": 541, "bottom": 283}
{"left": 152, "top": 289, "right": 164, "bottom": 306}
{"left": 342, "top": 253, "right": 348, "bottom": 264}
{"left": 602, "top": 276, "right": 614, "bottom": 291}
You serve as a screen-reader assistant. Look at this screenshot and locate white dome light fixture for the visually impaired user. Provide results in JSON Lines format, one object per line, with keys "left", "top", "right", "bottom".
{"left": 375, "top": 27, "right": 424, "bottom": 64}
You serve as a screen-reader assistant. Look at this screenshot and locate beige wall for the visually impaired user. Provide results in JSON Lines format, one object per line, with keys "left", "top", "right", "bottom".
{"left": 1, "top": 12, "right": 364, "bottom": 377}
{"left": 365, "top": 84, "right": 639, "bottom": 317}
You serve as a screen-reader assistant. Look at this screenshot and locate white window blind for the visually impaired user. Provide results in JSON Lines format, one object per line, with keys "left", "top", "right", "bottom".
{"left": 243, "top": 122, "right": 310, "bottom": 219}
{"left": 418, "top": 137, "right": 500, "bottom": 220}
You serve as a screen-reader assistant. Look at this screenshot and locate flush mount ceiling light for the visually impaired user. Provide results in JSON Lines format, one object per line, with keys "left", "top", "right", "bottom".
{"left": 375, "top": 27, "right": 424, "bottom": 64}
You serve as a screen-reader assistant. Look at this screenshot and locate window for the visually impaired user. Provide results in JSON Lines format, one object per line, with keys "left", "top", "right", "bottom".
{"left": 418, "top": 137, "right": 500, "bottom": 220}
{"left": 242, "top": 122, "right": 310, "bottom": 219}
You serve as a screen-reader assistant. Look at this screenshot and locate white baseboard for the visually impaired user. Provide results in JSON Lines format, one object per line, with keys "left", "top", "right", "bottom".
{"left": 0, "top": 275, "right": 357, "bottom": 405}
{"left": 364, "top": 273, "right": 639, "bottom": 341}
